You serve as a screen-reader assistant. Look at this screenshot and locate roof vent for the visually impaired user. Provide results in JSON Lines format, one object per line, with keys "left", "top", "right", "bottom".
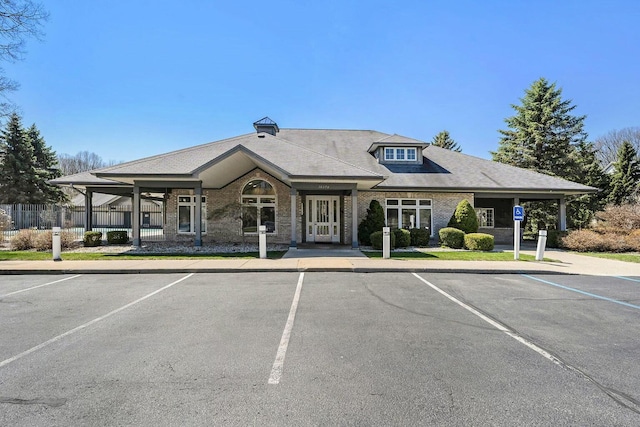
{"left": 253, "top": 116, "right": 279, "bottom": 136}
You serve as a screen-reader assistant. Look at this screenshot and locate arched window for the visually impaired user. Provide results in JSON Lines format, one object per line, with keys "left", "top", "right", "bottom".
{"left": 241, "top": 180, "right": 276, "bottom": 233}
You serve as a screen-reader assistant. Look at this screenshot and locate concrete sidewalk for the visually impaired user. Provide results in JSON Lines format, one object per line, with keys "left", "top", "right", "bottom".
{"left": 0, "top": 248, "right": 637, "bottom": 276}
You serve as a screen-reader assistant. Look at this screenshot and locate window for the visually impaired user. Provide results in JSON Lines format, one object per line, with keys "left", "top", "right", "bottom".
{"left": 384, "top": 148, "right": 395, "bottom": 160}
{"left": 177, "top": 196, "right": 207, "bottom": 234}
{"left": 475, "top": 208, "right": 494, "bottom": 228}
{"left": 242, "top": 180, "right": 276, "bottom": 234}
{"left": 383, "top": 147, "right": 418, "bottom": 162}
{"left": 385, "top": 198, "right": 432, "bottom": 235}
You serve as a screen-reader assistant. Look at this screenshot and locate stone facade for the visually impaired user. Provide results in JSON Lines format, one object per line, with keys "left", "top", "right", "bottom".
{"left": 164, "top": 172, "right": 475, "bottom": 246}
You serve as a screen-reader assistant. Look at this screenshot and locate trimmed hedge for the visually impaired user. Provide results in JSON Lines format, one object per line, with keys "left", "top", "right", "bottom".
{"left": 107, "top": 230, "right": 129, "bottom": 244}
{"left": 393, "top": 228, "right": 411, "bottom": 248}
{"left": 370, "top": 230, "right": 396, "bottom": 250}
{"left": 464, "top": 233, "right": 495, "bottom": 251}
{"left": 84, "top": 231, "right": 103, "bottom": 247}
{"left": 410, "top": 228, "right": 430, "bottom": 247}
{"left": 439, "top": 227, "right": 465, "bottom": 249}
{"left": 447, "top": 200, "right": 479, "bottom": 234}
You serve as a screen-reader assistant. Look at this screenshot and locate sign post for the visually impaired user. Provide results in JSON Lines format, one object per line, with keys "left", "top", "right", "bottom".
{"left": 513, "top": 205, "right": 524, "bottom": 260}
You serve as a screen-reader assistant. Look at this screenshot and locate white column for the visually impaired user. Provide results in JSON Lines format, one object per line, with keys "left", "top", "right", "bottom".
{"left": 290, "top": 188, "right": 297, "bottom": 248}
{"left": 558, "top": 197, "right": 567, "bottom": 231}
{"left": 133, "top": 186, "right": 141, "bottom": 246}
{"left": 194, "top": 184, "right": 202, "bottom": 247}
{"left": 351, "top": 189, "right": 359, "bottom": 249}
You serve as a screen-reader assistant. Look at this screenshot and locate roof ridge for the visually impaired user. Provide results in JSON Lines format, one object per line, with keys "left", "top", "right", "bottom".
{"left": 267, "top": 132, "right": 385, "bottom": 177}
{"left": 96, "top": 133, "right": 256, "bottom": 173}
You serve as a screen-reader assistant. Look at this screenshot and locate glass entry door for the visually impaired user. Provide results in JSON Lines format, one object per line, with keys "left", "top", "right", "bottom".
{"left": 306, "top": 196, "right": 340, "bottom": 243}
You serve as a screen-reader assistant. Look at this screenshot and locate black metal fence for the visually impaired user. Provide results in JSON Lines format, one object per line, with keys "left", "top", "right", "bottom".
{"left": 0, "top": 204, "right": 165, "bottom": 243}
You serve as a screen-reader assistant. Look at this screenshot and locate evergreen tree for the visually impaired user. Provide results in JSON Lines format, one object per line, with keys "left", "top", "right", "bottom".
{"left": 567, "top": 141, "right": 611, "bottom": 228}
{"left": 27, "top": 124, "right": 65, "bottom": 203}
{"left": 431, "top": 130, "right": 461, "bottom": 152}
{"left": 447, "top": 199, "right": 479, "bottom": 233}
{"left": 492, "top": 78, "right": 588, "bottom": 230}
{"left": 608, "top": 140, "right": 640, "bottom": 205}
{"left": 0, "top": 113, "right": 36, "bottom": 203}
{"left": 492, "top": 78, "right": 586, "bottom": 178}
{"left": 358, "top": 200, "right": 385, "bottom": 246}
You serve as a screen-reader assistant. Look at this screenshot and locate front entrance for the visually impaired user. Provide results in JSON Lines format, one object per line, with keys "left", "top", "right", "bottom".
{"left": 306, "top": 196, "right": 340, "bottom": 243}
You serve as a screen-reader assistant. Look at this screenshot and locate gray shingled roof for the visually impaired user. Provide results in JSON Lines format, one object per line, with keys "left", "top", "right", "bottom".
{"left": 55, "top": 128, "right": 596, "bottom": 194}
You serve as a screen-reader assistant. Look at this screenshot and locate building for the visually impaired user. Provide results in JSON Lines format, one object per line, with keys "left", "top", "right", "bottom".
{"left": 51, "top": 118, "right": 596, "bottom": 247}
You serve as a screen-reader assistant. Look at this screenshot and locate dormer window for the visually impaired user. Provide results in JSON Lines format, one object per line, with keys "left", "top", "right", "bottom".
{"left": 384, "top": 147, "right": 417, "bottom": 162}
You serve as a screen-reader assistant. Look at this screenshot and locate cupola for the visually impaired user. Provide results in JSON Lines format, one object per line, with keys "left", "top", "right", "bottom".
{"left": 253, "top": 117, "right": 279, "bottom": 136}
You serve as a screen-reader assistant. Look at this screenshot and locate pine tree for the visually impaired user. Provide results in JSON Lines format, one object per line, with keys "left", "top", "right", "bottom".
{"left": 492, "top": 77, "right": 586, "bottom": 178}
{"left": 608, "top": 141, "right": 640, "bottom": 205}
{"left": 492, "top": 78, "right": 587, "bottom": 230}
{"left": 0, "top": 113, "right": 36, "bottom": 203}
{"left": 431, "top": 130, "right": 461, "bottom": 152}
{"left": 358, "top": 200, "right": 385, "bottom": 246}
{"left": 26, "top": 124, "right": 65, "bottom": 203}
{"left": 567, "top": 141, "right": 611, "bottom": 228}
{"left": 447, "top": 199, "right": 479, "bottom": 233}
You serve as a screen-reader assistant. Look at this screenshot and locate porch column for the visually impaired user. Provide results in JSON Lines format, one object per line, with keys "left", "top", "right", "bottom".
{"left": 290, "top": 188, "right": 297, "bottom": 248}
{"left": 194, "top": 184, "right": 202, "bottom": 247}
{"left": 351, "top": 189, "right": 359, "bottom": 249}
{"left": 133, "top": 186, "right": 141, "bottom": 246}
{"left": 84, "top": 190, "right": 93, "bottom": 231}
{"left": 558, "top": 197, "right": 567, "bottom": 231}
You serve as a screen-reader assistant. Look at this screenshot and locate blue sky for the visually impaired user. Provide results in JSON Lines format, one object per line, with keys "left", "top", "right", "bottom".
{"left": 6, "top": 0, "right": 640, "bottom": 163}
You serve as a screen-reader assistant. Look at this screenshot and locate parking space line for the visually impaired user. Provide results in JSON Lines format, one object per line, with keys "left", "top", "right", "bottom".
{"left": 0, "top": 275, "right": 82, "bottom": 298}
{"left": 522, "top": 274, "right": 640, "bottom": 311}
{"left": 268, "top": 272, "right": 304, "bottom": 385}
{"left": 615, "top": 276, "right": 640, "bottom": 284}
{"left": 0, "top": 273, "right": 194, "bottom": 369}
{"left": 412, "top": 273, "right": 563, "bottom": 366}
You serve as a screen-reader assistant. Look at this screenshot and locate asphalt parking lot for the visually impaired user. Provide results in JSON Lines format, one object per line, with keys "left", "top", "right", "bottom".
{"left": 1, "top": 272, "right": 639, "bottom": 426}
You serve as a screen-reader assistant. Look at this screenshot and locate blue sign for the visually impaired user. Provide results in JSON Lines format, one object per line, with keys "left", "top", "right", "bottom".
{"left": 513, "top": 205, "right": 525, "bottom": 221}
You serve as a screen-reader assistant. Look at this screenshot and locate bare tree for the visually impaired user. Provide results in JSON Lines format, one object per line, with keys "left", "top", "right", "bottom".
{"left": 594, "top": 127, "right": 640, "bottom": 166}
{"left": 57, "top": 151, "right": 120, "bottom": 175}
{"left": 0, "top": 1, "right": 48, "bottom": 116}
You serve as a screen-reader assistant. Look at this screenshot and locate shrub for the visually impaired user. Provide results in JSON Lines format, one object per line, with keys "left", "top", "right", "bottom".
{"left": 358, "top": 200, "right": 385, "bottom": 246}
{"left": 393, "top": 228, "right": 411, "bottom": 248}
{"left": 10, "top": 229, "right": 37, "bottom": 250}
{"left": 595, "top": 204, "right": 640, "bottom": 231}
{"left": 439, "top": 227, "right": 465, "bottom": 249}
{"left": 410, "top": 228, "right": 430, "bottom": 247}
{"left": 84, "top": 231, "right": 103, "bottom": 247}
{"left": 33, "top": 230, "right": 77, "bottom": 251}
{"left": 34, "top": 230, "right": 53, "bottom": 251}
{"left": 546, "top": 230, "right": 567, "bottom": 248}
{"left": 464, "top": 233, "right": 495, "bottom": 251}
{"left": 370, "top": 230, "right": 396, "bottom": 250}
{"left": 107, "top": 230, "right": 129, "bottom": 244}
{"left": 560, "top": 229, "right": 639, "bottom": 252}
{"left": 447, "top": 200, "right": 479, "bottom": 234}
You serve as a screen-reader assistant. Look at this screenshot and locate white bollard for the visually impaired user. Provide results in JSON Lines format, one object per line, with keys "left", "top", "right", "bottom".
{"left": 383, "top": 227, "right": 391, "bottom": 259}
{"left": 52, "top": 227, "right": 62, "bottom": 261}
{"left": 259, "top": 225, "right": 267, "bottom": 259}
{"left": 536, "top": 230, "right": 548, "bottom": 261}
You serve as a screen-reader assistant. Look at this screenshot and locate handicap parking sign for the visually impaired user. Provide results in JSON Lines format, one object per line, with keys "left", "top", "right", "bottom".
{"left": 513, "top": 205, "right": 525, "bottom": 221}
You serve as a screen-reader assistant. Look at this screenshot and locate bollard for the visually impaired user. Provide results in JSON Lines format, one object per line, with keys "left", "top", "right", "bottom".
{"left": 535, "top": 229, "right": 547, "bottom": 261}
{"left": 52, "top": 227, "right": 62, "bottom": 261}
{"left": 259, "top": 225, "right": 267, "bottom": 259}
{"left": 383, "top": 227, "right": 391, "bottom": 259}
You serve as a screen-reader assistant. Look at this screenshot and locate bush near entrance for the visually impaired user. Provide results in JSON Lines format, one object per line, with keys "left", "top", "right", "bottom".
{"left": 370, "top": 230, "right": 396, "bottom": 250}
{"left": 84, "top": 231, "right": 103, "bottom": 247}
{"left": 439, "top": 227, "right": 465, "bottom": 249}
{"left": 447, "top": 200, "right": 479, "bottom": 234}
{"left": 464, "top": 233, "right": 495, "bottom": 251}
{"left": 358, "top": 200, "right": 385, "bottom": 246}
{"left": 393, "top": 229, "right": 411, "bottom": 248}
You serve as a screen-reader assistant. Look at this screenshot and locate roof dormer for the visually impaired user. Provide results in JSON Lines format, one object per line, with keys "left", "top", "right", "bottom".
{"left": 368, "top": 134, "right": 428, "bottom": 164}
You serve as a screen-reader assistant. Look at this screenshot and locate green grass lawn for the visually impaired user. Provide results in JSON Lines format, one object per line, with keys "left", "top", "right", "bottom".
{"left": 362, "top": 250, "right": 542, "bottom": 261}
{"left": 580, "top": 252, "right": 640, "bottom": 263}
{"left": 0, "top": 251, "right": 288, "bottom": 261}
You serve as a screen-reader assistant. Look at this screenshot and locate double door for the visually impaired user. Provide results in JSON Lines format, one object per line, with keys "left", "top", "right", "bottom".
{"left": 306, "top": 196, "right": 340, "bottom": 243}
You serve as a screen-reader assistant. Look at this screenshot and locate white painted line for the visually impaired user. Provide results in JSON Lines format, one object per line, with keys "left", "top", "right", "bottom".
{"left": 0, "top": 273, "right": 194, "bottom": 369}
{"left": 614, "top": 276, "right": 640, "bottom": 284}
{"left": 268, "top": 272, "right": 304, "bottom": 385}
{"left": 0, "top": 275, "right": 82, "bottom": 298}
{"left": 412, "top": 273, "right": 563, "bottom": 366}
